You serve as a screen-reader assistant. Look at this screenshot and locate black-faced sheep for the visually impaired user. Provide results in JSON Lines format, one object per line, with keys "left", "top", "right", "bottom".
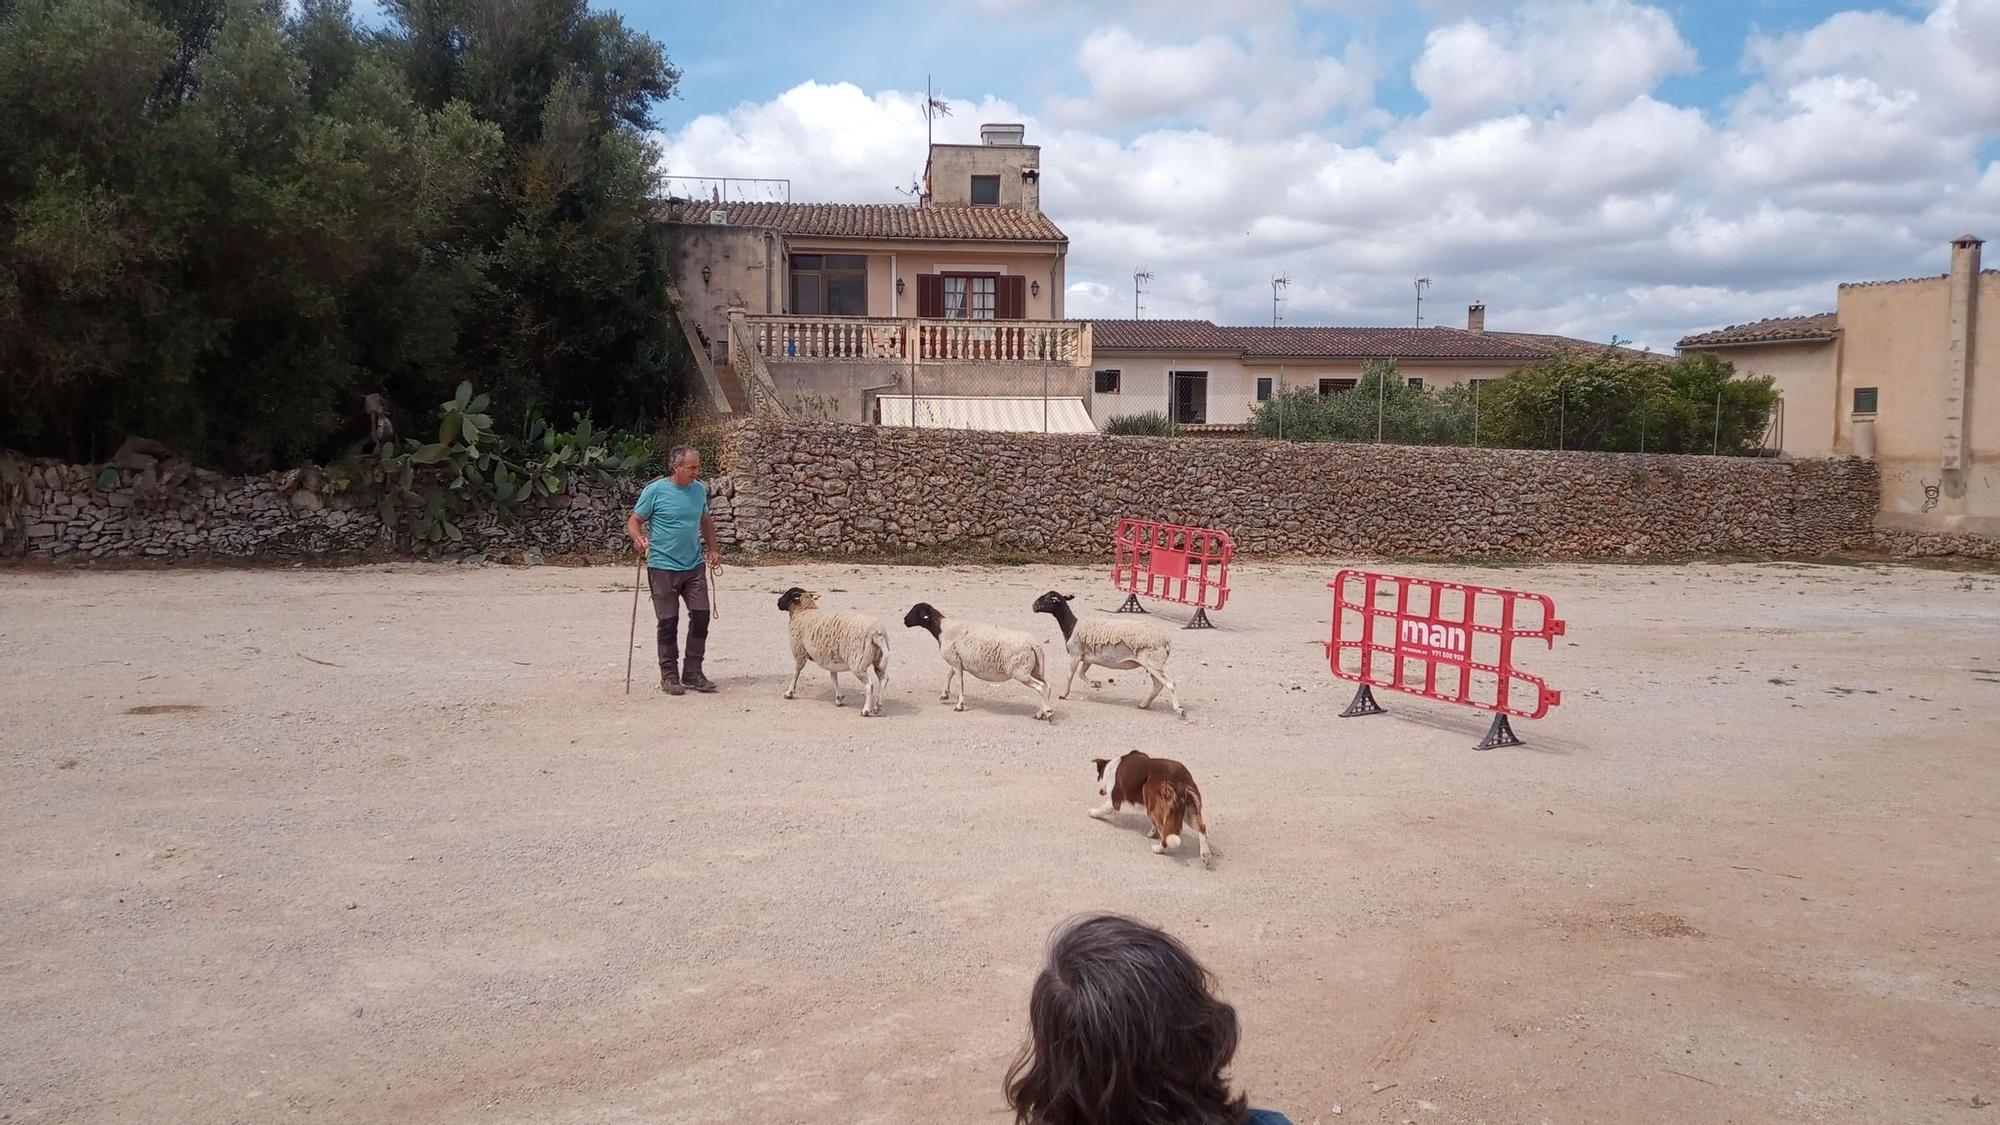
{"left": 1030, "top": 590, "right": 1185, "bottom": 718}
{"left": 902, "top": 602, "right": 1053, "bottom": 720}
{"left": 777, "top": 587, "right": 890, "bottom": 717}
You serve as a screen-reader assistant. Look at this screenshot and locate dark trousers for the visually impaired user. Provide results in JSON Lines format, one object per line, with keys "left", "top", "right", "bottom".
{"left": 648, "top": 565, "right": 711, "bottom": 676}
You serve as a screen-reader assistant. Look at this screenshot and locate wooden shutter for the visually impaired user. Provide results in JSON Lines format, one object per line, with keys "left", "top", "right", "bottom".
{"left": 917, "top": 274, "right": 944, "bottom": 318}
{"left": 998, "top": 275, "right": 1027, "bottom": 320}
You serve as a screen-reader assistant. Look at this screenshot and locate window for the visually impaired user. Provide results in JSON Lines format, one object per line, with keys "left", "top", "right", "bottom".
{"left": 918, "top": 274, "right": 1025, "bottom": 318}
{"left": 1256, "top": 376, "right": 1274, "bottom": 401}
{"left": 1406, "top": 377, "right": 1425, "bottom": 390}
{"left": 1094, "top": 369, "right": 1122, "bottom": 394}
{"left": 969, "top": 175, "right": 1000, "bottom": 205}
{"left": 789, "top": 253, "right": 868, "bottom": 316}
{"left": 943, "top": 274, "right": 997, "bottom": 319}
{"left": 1853, "top": 386, "right": 1878, "bottom": 414}
{"left": 1319, "top": 378, "right": 1357, "bottom": 397}
{"left": 1172, "top": 371, "right": 1208, "bottom": 424}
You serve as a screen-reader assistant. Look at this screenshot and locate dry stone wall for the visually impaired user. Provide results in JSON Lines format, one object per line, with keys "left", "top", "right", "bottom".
{"left": 4, "top": 459, "right": 648, "bottom": 563}
{"left": 716, "top": 421, "right": 1882, "bottom": 559}
{"left": 1, "top": 420, "right": 1959, "bottom": 565}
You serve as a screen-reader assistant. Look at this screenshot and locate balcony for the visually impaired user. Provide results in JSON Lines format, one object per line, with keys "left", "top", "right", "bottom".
{"left": 737, "top": 314, "right": 1090, "bottom": 366}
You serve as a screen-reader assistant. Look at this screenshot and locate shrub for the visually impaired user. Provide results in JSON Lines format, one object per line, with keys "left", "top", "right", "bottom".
{"left": 350, "top": 382, "right": 650, "bottom": 547}
{"left": 1104, "top": 412, "right": 1175, "bottom": 436}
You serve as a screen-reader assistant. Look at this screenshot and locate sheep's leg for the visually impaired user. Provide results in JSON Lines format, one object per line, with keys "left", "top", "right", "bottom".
{"left": 784, "top": 657, "right": 807, "bottom": 700}
{"left": 1140, "top": 657, "right": 1185, "bottom": 718}
{"left": 1059, "top": 658, "right": 1079, "bottom": 700}
{"left": 828, "top": 669, "right": 843, "bottom": 706}
{"left": 1016, "top": 669, "right": 1053, "bottom": 720}
{"left": 861, "top": 665, "right": 883, "bottom": 717}
{"left": 1079, "top": 659, "right": 1103, "bottom": 690}
{"left": 952, "top": 669, "right": 969, "bottom": 712}
{"left": 939, "top": 668, "right": 956, "bottom": 703}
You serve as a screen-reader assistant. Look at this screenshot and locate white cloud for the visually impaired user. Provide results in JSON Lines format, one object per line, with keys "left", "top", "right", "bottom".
{"left": 1047, "top": 25, "right": 1377, "bottom": 133}
{"left": 1411, "top": 0, "right": 1696, "bottom": 128}
{"left": 657, "top": 1, "right": 2000, "bottom": 350}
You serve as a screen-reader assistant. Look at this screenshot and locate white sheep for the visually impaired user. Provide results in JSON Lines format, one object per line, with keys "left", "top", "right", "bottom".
{"left": 902, "top": 602, "right": 1053, "bottom": 720}
{"left": 777, "top": 587, "right": 890, "bottom": 717}
{"left": 1031, "top": 590, "right": 1185, "bottom": 718}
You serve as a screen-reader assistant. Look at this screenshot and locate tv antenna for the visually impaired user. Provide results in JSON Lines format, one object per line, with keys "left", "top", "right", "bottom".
{"left": 1134, "top": 270, "right": 1153, "bottom": 318}
{"left": 1414, "top": 276, "right": 1432, "bottom": 327}
{"left": 1271, "top": 273, "right": 1291, "bottom": 327}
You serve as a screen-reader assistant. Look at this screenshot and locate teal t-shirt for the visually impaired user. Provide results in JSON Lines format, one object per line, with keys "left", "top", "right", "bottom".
{"left": 634, "top": 477, "right": 709, "bottom": 571}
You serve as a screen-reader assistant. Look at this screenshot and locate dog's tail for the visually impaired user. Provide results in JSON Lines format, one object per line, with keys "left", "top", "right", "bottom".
{"left": 1159, "top": 781, "right": 1202, "bottom": 850}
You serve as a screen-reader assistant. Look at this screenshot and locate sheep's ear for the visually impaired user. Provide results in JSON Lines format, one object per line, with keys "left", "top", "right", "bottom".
{"left": 1061, "top": 593, "right": 1075, "bottom": 602}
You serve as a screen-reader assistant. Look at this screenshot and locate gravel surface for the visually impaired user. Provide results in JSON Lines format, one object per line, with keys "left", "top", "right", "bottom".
{"left": 2, "top": 559, "right": 1997, "bottom": 1124}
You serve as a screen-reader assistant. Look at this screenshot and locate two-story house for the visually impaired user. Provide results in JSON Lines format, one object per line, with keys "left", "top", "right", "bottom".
{"left": 660, "top": 124, "right": 1096, "bottom": 432}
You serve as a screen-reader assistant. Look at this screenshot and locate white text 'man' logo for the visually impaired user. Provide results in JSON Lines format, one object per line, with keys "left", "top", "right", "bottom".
{"left": 1399, "top": 618, "right": 1468, "bottom": 657}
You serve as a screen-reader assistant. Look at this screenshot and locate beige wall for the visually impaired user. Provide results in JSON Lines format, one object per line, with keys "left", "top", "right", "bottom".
{"left": 781, "top": 241, "right": 1067, "bottom": 320}
{"left": 1090, "top": 354, "right": 1538, "bottom": 427}
{"left": 1836, "top": 271, "right": 1999, "bottom": 534}
{"left": 661, "top": 223, "right": 780, "bottom": 357}
{"left": 1690, "top": 341, "right": 1839, "bottom": 456}
{"left": 926, "top": 143, "right": 1041, "bottom": 211}
{"left": 1087, "top": 355, "right": 1248, "bottom": 426}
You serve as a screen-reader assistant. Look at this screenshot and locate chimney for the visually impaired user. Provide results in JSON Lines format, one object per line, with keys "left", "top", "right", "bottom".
{"left": 1941, "top": 234, "right": 1982, "bottom": 479}
{"left": 980, "top": 123, "right": 1026, "bottom": 146}
{"left": 1467, "top": 302, "right": 1486, "bottom": 332}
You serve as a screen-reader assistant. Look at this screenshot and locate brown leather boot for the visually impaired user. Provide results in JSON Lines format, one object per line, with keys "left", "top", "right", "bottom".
{"left": 682, "top": 664, "right": 717, "bottom": 693}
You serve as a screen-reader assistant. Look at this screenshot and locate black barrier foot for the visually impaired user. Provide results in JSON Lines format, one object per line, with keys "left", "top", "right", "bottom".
{"left": 1184, "top": 607, "right": 1214, "bottom": 629}
{"left": 1339, "top": 684, "right": 1384, "bottom": 718}
{"left": 1115, "top": 593, "right": 1148, "bottom": 614}
{"left": 1475, "top": 713, "right": 1523, "bottom": 751}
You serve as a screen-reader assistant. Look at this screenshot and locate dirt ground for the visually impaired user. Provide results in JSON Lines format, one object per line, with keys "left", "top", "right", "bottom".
{"left": 2, "top": 558, "right": 1997, "bottom": 1125}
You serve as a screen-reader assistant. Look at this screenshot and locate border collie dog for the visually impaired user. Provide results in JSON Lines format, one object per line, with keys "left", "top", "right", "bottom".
{"left": 1089, "top": 750, "right": 1212, "bottom": 861}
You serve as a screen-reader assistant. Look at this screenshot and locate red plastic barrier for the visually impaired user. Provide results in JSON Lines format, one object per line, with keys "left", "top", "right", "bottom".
{"left": 1111, "top": 518, "right": 1234, "bottom": 628}
{"left": 1325, "top": 569, "right": 1565, "bottom": 749}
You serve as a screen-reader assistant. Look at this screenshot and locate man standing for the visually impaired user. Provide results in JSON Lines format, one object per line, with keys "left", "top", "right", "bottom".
{"left": 626, "top": 445, "right": 721, "bottom": 695}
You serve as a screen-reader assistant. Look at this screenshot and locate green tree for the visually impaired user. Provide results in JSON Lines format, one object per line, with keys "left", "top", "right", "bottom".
{"left": 0, "top": 0, "right": 683, "bottom": 470}
{"left": 381, "top": 0, "right": 684, "bottom": 435}
{"left": 1471, "top": 348, "right": 1775, "bottom": 454}
{"left": 1249, "top": 361, "right": 1465, "bottom": 444}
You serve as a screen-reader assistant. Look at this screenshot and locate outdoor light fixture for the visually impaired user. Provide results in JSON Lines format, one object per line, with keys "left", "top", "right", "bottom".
{"left": 700, "top": 265, "right": 712, "bottom": 286}
{"left": 1031, "top": 280, "right": 1040, "bottom": 297}
{"left": 896, "top": 277, "right": 905, "bottom": 295}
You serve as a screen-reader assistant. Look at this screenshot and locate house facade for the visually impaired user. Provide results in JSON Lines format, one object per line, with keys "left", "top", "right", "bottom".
{"left": 1674, "top": 315, "right": 1839, "bottom": 456}
{"left": 1678, "top": 235, "right": 1998, "bottom": 538}
{"left": 660, "top": 124, "right": 1091, "bottom": 427}
{"left": 1087, "top": 306, "right": 1644, "bottom": 429}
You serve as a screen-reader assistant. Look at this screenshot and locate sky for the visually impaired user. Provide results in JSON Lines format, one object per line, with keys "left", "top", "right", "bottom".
{"left": 634, "top": 0, "right": 2000, "bottom": 351}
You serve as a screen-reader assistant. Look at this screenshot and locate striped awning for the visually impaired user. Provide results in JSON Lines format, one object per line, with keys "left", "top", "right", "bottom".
{"left": 875, "top": 395, "right": 1097, "bottom": 434}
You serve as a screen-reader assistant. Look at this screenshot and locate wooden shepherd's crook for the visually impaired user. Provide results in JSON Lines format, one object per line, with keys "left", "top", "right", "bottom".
{"left": 624, "top": 560, "right": 642, "bottom": 695}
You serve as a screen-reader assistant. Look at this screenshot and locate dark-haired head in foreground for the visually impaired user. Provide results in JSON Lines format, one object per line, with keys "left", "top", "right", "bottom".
{"left": 1004, "top": 914, "right": 1292, "bottom": 1125}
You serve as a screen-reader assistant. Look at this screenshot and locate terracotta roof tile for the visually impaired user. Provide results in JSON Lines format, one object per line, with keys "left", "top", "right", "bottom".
{"left": 1088, "top": 320, "right": 1237, "bottom": 351}
{"left": 1090, "top": 319, "right": 1649, "bottom": 360}
{"left": 1676, "top": 313, "right": 1837, "bottom": 348}
{"left": 661, "top": 200, "right": 1066, "bottom": 243}
{"left": 1484, "top": 331, "right": 1661, "bottom": 361}
{"left": 1221, "top": 325, "right": 1557, "bottom": 360}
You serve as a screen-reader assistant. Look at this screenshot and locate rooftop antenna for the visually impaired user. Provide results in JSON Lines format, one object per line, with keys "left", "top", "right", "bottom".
{"left": 1134, "top": 269, "right": 1153, "bottom": 318}
{"left": 918, "top": 75, "right": 951, "bottom": 204}
{"left": 1271, "top": 272, "right": 1290, "bottom": 327}
{"left": 1414, "top": 275, "right": 1432, "bottom": 327}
